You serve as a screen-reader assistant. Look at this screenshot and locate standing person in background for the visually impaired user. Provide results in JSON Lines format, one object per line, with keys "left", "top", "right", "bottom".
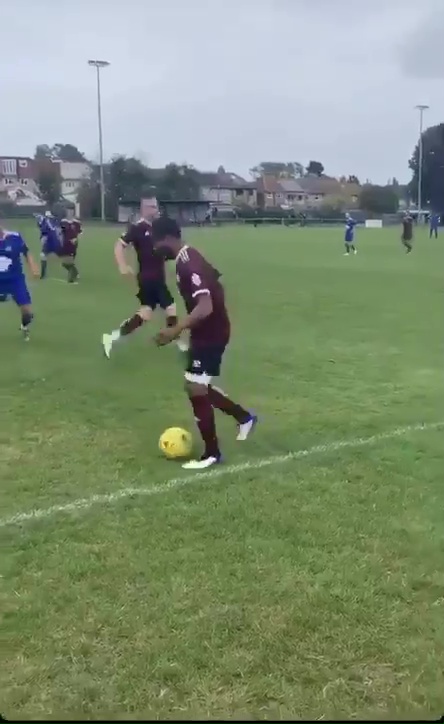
{"left": 401, "top": 212, "right": 414, "bottom": 253}
{"left": 344, "top": 213, "right": 357, "bottom": 255}
{"left": 429, "top": 212, "right": 439, "bottom": 239}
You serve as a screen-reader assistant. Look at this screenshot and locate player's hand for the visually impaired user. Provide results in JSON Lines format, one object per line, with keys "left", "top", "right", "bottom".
{"left": 119, "top": 265, "right": 135, "bottom": 276}
{"left": 155, "top": 327, "right": 180, "bottom": 347}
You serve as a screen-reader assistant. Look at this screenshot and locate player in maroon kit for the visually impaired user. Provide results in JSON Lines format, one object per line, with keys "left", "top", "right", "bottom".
{"left": 59, "top": 217, "right": 80, "bottom": 284}
{"left": 151, "top": 216, "right": 257, "bottom": 470}
{"left": 102, "top": 197, "right": 187, "bottom": 358}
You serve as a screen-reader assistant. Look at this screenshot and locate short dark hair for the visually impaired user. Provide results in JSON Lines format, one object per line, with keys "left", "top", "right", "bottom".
{"left": 151, "top": 216, "right": 181, "bottom": 242}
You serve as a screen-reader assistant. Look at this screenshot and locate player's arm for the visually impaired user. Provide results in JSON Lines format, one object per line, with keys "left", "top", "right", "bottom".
{"left": 22, "top": 242, "right": 39, "bottom": 277}
{"left": 114, "top": 230, "right": 134, "bottom": 275}
{"left": 177, "top": 292, "right": 213, "bottom": 332}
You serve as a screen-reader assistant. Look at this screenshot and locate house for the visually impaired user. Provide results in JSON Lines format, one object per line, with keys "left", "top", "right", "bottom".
{"left": 298, "top": 176, "right": 360, "bottom": 209}
{"left": 257, "top": 175, "right": 307, "bottom": 208}
{"left": 198, "top": 168, "right": 257, "bottom": 209}
{"left": 57, "top": 161, "right": 92, "bottom": 204}
{"left": 257, "top": 173, "right": 361, "bottom": 210}
{"left": 0, "top": 156, "right": 45, "bottom": 206}
{"left": 0, "top": 156, "right": 39, "bottom": 193}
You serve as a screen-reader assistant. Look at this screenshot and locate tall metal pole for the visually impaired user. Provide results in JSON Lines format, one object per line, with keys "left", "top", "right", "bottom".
{"left": 415, "top": 104, "right": 429, "bottom": 222}
{"left": 88, "top": 60, "right": 110, "bottom": 221}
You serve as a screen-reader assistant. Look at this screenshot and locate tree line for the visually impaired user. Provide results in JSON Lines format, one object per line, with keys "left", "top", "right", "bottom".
{"left": 33, "top": 129, "right": 444, "bottom": 218}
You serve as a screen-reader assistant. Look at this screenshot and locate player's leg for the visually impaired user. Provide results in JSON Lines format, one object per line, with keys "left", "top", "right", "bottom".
{"left": 181, "top": 350, "right": 222, "bottom": 469}
{"left": 12, "top": 279, "right": 33, "bottom": 341}
{"left": 60, "top": 254, "right": 79, "bottom": 283}
{"left": 40, "top": 252, "right": 48, "bottom": 279}
{"left": 344, "top": 238, "right": 350, "bottom": 255}
{"left": 159, "top": 282, "right": 189, "bottom": 352}
{"left": 102, "top": 283, "right": 153, "bottom": 358}
{"left": 208, "top": 383, "right": 256, "bottom": 441}
{"left": 182, "top": 347, "right": 256, "bottom": 469}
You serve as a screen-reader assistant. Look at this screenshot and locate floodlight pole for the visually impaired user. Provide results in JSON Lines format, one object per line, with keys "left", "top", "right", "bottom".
{"left": 88, "top": 59, "right": 110, "bottom": 222}
{"left": 415, "top": 104, "right": 429, "bottom": 222}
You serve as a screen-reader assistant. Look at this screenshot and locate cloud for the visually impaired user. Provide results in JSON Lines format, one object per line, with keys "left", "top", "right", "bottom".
{"left": 398, "top": 2, "right": 444, "bottom": 79}
{"left": 0, "top": 0, "right": 442, "bottom": 182}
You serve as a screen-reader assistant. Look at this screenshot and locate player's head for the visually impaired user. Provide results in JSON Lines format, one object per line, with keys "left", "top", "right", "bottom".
{"left": 140, "top": 197, "right": 159, "bottom": 222}
{"left": 151, "top": 216, "right": 182, "bottom": 259}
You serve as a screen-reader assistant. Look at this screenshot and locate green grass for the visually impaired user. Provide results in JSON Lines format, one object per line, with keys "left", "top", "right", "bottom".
{"left": 1, "top": 222, "right": 443, "bottom": 720}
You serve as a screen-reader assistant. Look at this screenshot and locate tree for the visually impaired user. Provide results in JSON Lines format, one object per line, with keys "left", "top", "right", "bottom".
{"left": 409, "top": 122, "right": 444, "bottom": 210}
{"left": 306, "top": 160, "right": 324, "bottom": 176}
{"left": 35, "top": 163, "right": 61, "bottom": 206}
{"left": 359, "top": 184, "right": 399, "bottom": 214}
{"left": 250, "top": 161, "right": 304, "bottom": 178}
{"left": 34, "top": 143, "right": 86, "bottom": 162}
{"left": 155, "top": 163, "right": 201, "bottom": 201}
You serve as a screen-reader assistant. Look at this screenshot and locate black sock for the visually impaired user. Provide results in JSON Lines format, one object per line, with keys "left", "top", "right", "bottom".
{"left": 344, "top": 244, "right": 349, "bottom": 253}
{"left": 21, "top": 311, "right": 33, "bottom": 328}
{"left": 68, "top": 264, "right": 78, "bottom": 283}
{"left": 120, "top": 314, "right": 144, "bottom": 336}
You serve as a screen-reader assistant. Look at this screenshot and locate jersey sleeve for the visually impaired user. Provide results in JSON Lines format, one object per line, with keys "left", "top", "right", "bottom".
{"left": 178, "top": 254, "right": 211, "bottom": 300}
{"left": 17, "top": 235, "right": 29, "bottom": 256}
{"left": 120, "top": 223, "right": 136, "bottom": 246}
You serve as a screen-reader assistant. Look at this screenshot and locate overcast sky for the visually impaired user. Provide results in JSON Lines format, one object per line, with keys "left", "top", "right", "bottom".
{"left": 2, "top": 0, "right": 444, "bottom": 183}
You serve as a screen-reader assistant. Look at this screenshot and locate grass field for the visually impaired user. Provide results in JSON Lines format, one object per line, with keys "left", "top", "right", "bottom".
{"left": 1, "top": 221, "right": 444, "bottom": 720}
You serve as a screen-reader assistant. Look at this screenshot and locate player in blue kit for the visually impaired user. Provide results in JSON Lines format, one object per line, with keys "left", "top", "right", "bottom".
{"left": 0, "top": 226, "right": 39, "bottom": 340}
{"left": 429, "top": 212, "right": 439, "bottom": 239}
{"left": 344, "top": 213, "right": 357, "bottom": 255}
{"left": 36, "top": 211, "right": 61, "bottom": 279}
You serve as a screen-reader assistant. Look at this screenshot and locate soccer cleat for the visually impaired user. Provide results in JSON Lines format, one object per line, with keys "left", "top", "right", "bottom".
{"left": 353, "top": 249, "right": 357, "bottom": 255}
{"left": 182, "top": 454, "right": 222, "bottom": 470}
{"left": 236, "top": 414, "right": 258, "bottom": 441}
{"left": 102, "top": 332, "right": 114, "bottom": 359}
{"left": 20, "top": 325, "right": 30, "bottom": 342}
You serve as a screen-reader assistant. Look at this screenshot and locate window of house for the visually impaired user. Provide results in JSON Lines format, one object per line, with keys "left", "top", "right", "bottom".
{"left": 298, "top": 195, "right": 303, "bottom": 201}
{"left": 18, "top": 159, "right": 28, "bottom": 168}
{"left": 287, "top": 194, "right": 295, "bottom": 201}
{"left": 248, "top": 189, "right": 254, "bottom": 196}
{"left": 20, "top": 178, "right": 28, "bottom": 185}
{"left": 2, "top": 159, "right": 16, "bottom": 175}
{"left": 235, "top": 189, "right": 243, "bottom": 197}
{"left": 3, "top": 178, "right": 14, "bottom": 185}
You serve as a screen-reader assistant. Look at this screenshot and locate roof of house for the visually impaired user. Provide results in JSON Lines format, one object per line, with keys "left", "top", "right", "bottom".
{"left": 256, "top": 175, "right": 282, "bottom": 194}
{"left": 278, "top": 178, "right": 305, "bottom": 194}
{"left": 199, "top": 171, "right": 255, "bottom": 189}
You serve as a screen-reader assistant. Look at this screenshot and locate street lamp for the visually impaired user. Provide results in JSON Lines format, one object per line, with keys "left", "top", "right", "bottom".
{"left": 415, "top": 104, "right": 429, "bottom": 222}
{"left": 88, "top": 59, "right": 110, "bottom": 222}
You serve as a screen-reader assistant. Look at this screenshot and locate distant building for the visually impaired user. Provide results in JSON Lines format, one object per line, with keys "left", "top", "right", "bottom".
{"left": 198, "top": 168, "right": 257, "bottom": 209}
{"left": 256, "top": 174, "right": 360, "bottom": 210}
{"left": 57, "top": 161, "right": 92, "bottom": 205}
{"left": 0, "top": 156, "right": 45, "bottom": 206}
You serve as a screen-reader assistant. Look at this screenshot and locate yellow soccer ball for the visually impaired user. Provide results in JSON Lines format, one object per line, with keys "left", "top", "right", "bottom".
{"left": 159, "top": 427, "right": 193, "bottom": 460}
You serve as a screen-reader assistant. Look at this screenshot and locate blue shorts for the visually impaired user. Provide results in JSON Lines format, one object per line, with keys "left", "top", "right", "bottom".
{"left": 0, "top": 277, "right": 32, "bottom": 306}
{"left": 42, "top": 236, "right": 60, "bottom": 255}
{"left": 345, "top": 234, "right": 355, "bottom": 243}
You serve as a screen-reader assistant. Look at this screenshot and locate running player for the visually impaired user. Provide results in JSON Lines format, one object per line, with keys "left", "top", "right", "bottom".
{"left": 36, "top": 211, "right": 61, "bottom": 279}
{"left": 0, "top": 226, "right": 39, "bottom": 340}
{"left": 60, "top": 217, "right": 80, "bottom": 283}
{"left": 152, "top": 216, "right": 257, "bottom": 470}
{"left": 102, "top": 197, "right": 187, "bottom": 358}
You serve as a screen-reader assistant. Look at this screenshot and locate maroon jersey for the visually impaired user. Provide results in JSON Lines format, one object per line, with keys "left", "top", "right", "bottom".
{"left": 121, "top": 219, "right": 165, "bottom": 282}
{"left": 71, "top": 220, "right": 82, "bottom": 239}
{"left": 176, "top": 245, "right": 230, "bottom": 347}
{"left": 60, "top": 219, "right": 77, "bottom": 256}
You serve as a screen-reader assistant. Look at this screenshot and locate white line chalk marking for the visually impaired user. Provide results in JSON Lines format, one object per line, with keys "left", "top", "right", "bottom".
{"left": 1, "top": 422, "right": 442, "bottom": 529}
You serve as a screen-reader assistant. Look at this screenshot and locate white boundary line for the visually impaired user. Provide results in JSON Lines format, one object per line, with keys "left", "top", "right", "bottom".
{"left": 1, "top": 421, "right": 442, "bottom": 529}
